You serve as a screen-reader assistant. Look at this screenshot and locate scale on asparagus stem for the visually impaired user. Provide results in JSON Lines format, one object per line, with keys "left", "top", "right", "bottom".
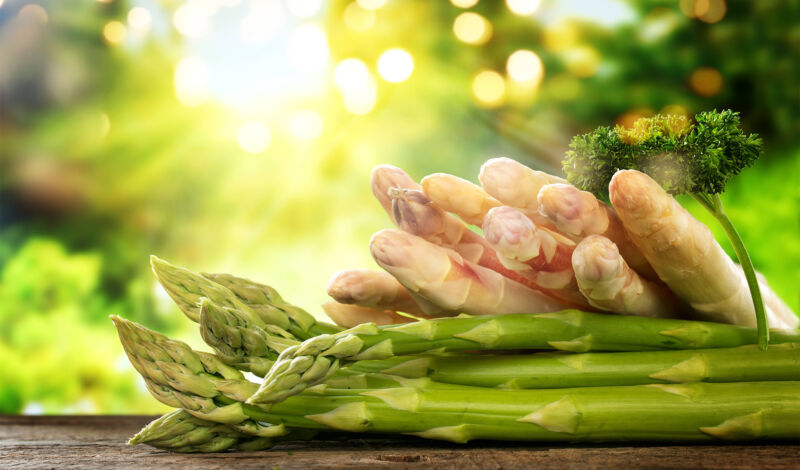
{"left": 562, "top": 110, "right": 770, "bottom": 349}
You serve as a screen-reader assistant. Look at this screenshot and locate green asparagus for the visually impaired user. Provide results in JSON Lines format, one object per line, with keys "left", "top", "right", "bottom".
{"left": 150, "top": 256, "right": 340, "bottom": 339}
{"left": 129, "top": 409, "right": 279, "bottom": 453}
{"left": 248, "top": 308, "right": 800, "bottom": 404}
{"left": 114, "top": 315, "right": 800, "bottom": 443}
{"left": 349, "top": 343, "right": 800, "bottom": 388}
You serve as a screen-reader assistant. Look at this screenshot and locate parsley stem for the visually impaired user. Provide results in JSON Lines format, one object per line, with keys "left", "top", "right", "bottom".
{"left": 690, "top": 192, "right": 769, "bottom": 350}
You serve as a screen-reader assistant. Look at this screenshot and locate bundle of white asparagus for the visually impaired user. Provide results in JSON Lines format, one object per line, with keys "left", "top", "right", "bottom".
{"left": 325, "top": 159, "right": 798, "bottom": 331}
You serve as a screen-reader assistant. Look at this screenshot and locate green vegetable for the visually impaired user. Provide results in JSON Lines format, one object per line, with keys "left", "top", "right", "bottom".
{"left": 247, "top": 301, "right": 800, "bottom": 405}
{"left": 349, "top": 343, "right": 800, "bottom": 388}
{"left": 128, "top": 409, "right": 280, "bottom": 453}
{"left": 150, "top": 256, "right": 341, "bottom": 339}
{"left": 563, "top": 110, "right": 770, "bottom": 349}
{"left": 114, "top": 315, "right": 800, "bottom": 443}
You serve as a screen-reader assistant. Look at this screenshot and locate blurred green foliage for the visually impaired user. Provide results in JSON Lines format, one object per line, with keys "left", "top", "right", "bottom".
{"left": 0, "top": 0, "right": 797, "bottom": 413}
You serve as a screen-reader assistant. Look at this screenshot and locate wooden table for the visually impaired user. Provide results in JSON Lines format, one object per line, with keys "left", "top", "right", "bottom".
{"left": 2, "top": 415, "right": 799, "bottom": 469}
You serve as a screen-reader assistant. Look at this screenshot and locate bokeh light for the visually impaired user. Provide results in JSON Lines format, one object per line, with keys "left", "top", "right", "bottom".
{"left": 127, "top": 7, "right": 152, "bottom": 33}
{"left": 506, "top": 0, "right": 541, "bottom": 16}
{"left": 334, "top": 58, "right": 370, "bottom": 91}
{"left": 680, "top": 0, "right": 727, "bottom": 23}
{"left": 102, "top": 21, "right": 126, "bottom": 45}
{"left": 356, "top": 0, "right": 387, "bottom": 11}
{"left": 453, "top": 12, "right": 492, "bottom": 45}
{"left": 450, "top": 0, "right": 479, "bottom": 8}
{"left": 506, "top": 49, "right": 544, "bottom": 85}
{"left": 18, "top": 3, "right": 48, "bottom": 23}
{"left": 343, "top": 2, "right": 375, "bottom": 32}
{"left": 173, "top": 3, "right": 212, "bottom": 38}
{"left": 288, "top": 23, "right": 330, "bottom": 72}
{"left": 342, "top": 80, "right": 377, "bottom": 115}
{"left": 173, "top": 57, "right": 209, "bottom": 107}
{"left": 240, "top": 1, "right": 285, "bottom": 44}
{"left": 288, "top": 109, "right": 324, "bottom": 140}
{"left": 237, "top": 122, "right": 271, "bottom": 154}
{"left": 472, "top": 70, "right": 505, "bottom": 107}
{"left": 377, "top": 49, "right": 414, "bottom": 83}
{"left": 543, "top": 21, "right": 579, "bottom": 52}
{"left": 563, "top": 46, "right": 600, "bottom": 78}
{"left": 616, "top": 107, "right": 655, "bottom": 129}
{"left": 689, "top": 67, "right": 723, "bottom": 97}
{"left": 287, "top": 0, "right": 323, "bottom": 19}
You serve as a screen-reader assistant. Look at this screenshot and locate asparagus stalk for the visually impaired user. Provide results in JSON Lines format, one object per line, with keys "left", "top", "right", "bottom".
{"left": 349, "top": 343, "right": 800, "bottom": 389}
{"left": 537, "top": 182, "right": 657, "bottom": 279}
{"left": 420, "top": 172, "right": 501, "bottom": 226}
{"left": 608, "top": 170, "right": 799, "bottom": 331}
{"left": 114, "top": 316, "right": 800, "bottom": 446}
{"left": 200, "top": 297, "right": 800, "bottom": 388}
{"left": 322, "top": 301, "right": 416, "bottom": 329}
{"left": 129, "top": 409, "right": 281, "bottom": 453}
{"left": 150, "top": 256, "right": 341, "bottom": 339}
{"left": 572, "top": 235, "right": 687, "bottom": 318}
{"left": 478, "top": 157, "right": 566, "bottom": 229}
{"left": 370, "top": 229, "right": 572, "bottom": 315}
{"left": 249, "top": 303, "right": 800, "bottom": 404}
{"left": 326, "top": 269, "right": 432, "bottom": 317}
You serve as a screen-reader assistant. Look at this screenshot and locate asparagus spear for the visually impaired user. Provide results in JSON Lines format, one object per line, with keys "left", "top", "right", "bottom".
{"left": 322, "top": 301, "right": 416, "bottom": 329}
{"left": 572, "top": 235, "right": 687, "bottom": 318}
{"left": 609, "top": 170, "right": 798, "bottom": 331}
{"left": 478, "top": 157, "right": 566, "bottom": 228}
{"left": 537, "top": 182, "right": 656, "bottom": 279}
{"left": 202, "top": 271, "right": 340, "bottom": 337}
{"left": 327, "top": 268, "right": 432, "bottom": 316}
{"left": 116, "top": 316, "right": 800, "bottom": 445}
{"left": 249, "top": 302, "right": 800, "bottom": 404}
{"left": 129, "top": 409, "right": 280, "bottom": 453}
{"left": 198, "top": 298, "right": 299, "bottom": 376}
{"left": 420, "top": 172, "right": 501, "bottom": 226}
{"left": 370, "top": 228, "right": 571, "bottom": 315}
{"left": 349, "top": 343, "right": 800, "bottom": 389}
{"left": 150, "top": 256, "right": 341, "bottom": 339}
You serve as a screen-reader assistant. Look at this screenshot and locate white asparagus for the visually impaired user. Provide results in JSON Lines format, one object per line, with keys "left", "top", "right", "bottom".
{"left": 538, "top": 183, "right": 657, "bottom": 279}
{"left": 370, "top": 228, "right": 573, "bottom": 315}
{"left": 609, "top": 169, "right": 799, "bottom": 330}
{"left": 482, "top": 205, "right": 590, "bottom": 309}
{"left": 388, "top": 188, "right": 572, "bottom": 307}
{"left": 321, "top": 301, "right": 413, "bottom": 328}
{"left": 370, "top": 164, "right": 422, "bottom": 215}
{"left": 326, "top": 268, "right": 437, "bottom": 317}
{"left": 420, "top": 172, "right": 501, "bottom": 226}
{"left": 478, "top": 157, "right": 565, "bottom": 227}
{"left": 572, "top": 235, "right": 687, "bottom": 318}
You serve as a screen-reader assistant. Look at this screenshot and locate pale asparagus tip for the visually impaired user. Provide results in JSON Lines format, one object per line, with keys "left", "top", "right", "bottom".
{"left": 370, "top": 164, "right": 420, "bottom": 212}
{"left": 321, "top": 301, "right": 406, "bottom": 328}
{"left": 369, "top": 229, "right": 450, "bottom": 290}
{"left": 609, "top": 169, "right": 661, "bottom": 217}
{"left": 478, "top": 158, "right": 518, "bottom": 192}
{"left": 482, "top": 206, "right": 540, "bottom": 261}
{"left": 389, "top": 188, "right": 445, "bottom": 237}
{"left": 326, "top": 269, "right": 378, "bottom": 305}
{"left": 572, "top": 235, "right": 623, "bottom": 283}
{"left": 537, "top": 183, "right": 601, "bottom": 236}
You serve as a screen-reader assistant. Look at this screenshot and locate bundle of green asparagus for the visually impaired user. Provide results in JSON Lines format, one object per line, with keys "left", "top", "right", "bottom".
{"left": 117, "top": 110, "right": 800, "bottom": 452}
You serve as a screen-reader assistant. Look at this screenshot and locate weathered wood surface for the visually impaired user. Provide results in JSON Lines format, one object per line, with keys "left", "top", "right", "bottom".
{"left": 1, "top": 415, "right": 799, "bottom": 469}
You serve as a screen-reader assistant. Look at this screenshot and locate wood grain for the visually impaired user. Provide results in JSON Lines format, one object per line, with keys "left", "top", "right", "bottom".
{"left": 1, "top": 415, "right": 799, "bottom": 469}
